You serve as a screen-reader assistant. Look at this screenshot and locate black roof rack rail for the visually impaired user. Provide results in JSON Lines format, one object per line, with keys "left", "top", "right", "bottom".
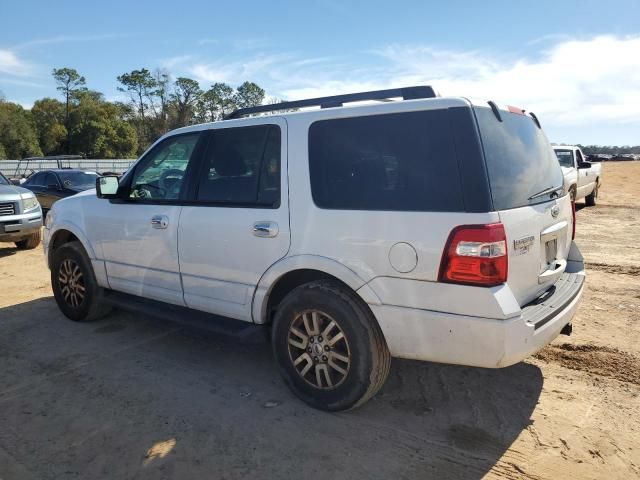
{"left": 224, "top": 86, "right": 438, "bottom": 120}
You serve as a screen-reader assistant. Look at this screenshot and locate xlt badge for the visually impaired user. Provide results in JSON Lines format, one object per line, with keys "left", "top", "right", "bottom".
{"left": 513, "top": 235, "right": 535, "bottom": 256}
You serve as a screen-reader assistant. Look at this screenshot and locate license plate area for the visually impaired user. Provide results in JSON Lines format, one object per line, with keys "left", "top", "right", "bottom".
{"left": 544, "top": 238, "right": 558, "bottom": 267}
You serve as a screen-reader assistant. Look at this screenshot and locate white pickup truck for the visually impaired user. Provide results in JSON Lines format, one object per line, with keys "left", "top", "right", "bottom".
{"left": 553, "top": 145, "right": 602, "bottom": 206}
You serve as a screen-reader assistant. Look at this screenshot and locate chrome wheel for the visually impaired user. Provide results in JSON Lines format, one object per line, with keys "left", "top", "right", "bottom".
{"left": 58, "top": 259, "right": 85, "bottom": 308}
{"left": 287, "top": 310, "right": 351, "bottom": 389}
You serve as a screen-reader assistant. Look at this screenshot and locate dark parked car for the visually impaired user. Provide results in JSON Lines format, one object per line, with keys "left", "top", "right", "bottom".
{"left": 22, "top": 169, "right": 100, "bottom": 213}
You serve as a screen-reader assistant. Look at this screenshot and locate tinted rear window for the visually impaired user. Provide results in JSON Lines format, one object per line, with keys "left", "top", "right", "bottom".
{"left": 475, "top": 107, "right": 563, "bottom": 210}
{"left": 308, "top": 110, "right": 464, "bottom": 212}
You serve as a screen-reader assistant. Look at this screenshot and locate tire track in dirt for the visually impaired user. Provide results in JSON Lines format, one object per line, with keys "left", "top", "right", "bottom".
{"left": 535, "top": 343, "right": 640, "bottom": 385}
{"left": 585, "top": 262, "right": 640, "bottom": 276}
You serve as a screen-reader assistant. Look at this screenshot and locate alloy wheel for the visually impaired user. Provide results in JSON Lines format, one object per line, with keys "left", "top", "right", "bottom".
{"left": 58, "top": 259, "right": 86, "bottom": 308}
{"left": 287, "top": 310, "right": 351, "bottom": 389}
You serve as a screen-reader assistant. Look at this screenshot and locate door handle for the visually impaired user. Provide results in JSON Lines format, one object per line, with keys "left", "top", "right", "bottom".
{"left": 151, "top": 215, "right": 169, "bottom": 229}
{"left": 253, "top": 221, "right": 278, "bottom": 238}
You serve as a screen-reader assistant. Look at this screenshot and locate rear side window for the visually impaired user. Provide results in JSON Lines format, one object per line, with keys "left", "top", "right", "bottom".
{"left": 308, "top": 110, "right": 464, "bottom": 211}
{"left": 196, "top": 125, "right": 280, "bottom": 208}
{"left": 475, "top": 107, "right": 563, "bottom": 210}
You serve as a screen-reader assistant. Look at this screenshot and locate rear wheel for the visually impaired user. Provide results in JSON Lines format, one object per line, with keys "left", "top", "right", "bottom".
{"left": 272, "top": 280, "right": 390, "bottom": 411}
{"left": 51, "top": 241, "right": 111, "bottom": 322}
{"left": 15, "top": 230, "right": 41, "bottom": 250}
{"left": 585, "top": 180, "right": 599, "bottom": 206}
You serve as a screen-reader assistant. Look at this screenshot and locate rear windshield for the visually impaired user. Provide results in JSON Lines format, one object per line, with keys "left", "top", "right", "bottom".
{"left": 554, "top": 149, "right": 574, "bottom": 168}
{"left": 308, "top": 110, "right": 464, "bottom": 212}
{"left": 475, "top": 107, "right": 563, "bottom": 210}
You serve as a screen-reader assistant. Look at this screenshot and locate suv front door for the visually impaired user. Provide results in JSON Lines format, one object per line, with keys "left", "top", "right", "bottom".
{"left": 178, "top": 119, "right": 289, "bottom": 322}
{"left": 92, "top": 133, "right": 203, "bottom": 305}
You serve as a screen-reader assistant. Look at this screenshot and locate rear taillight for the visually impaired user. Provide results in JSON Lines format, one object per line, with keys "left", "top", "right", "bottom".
{"left": 439, "top": 223, "right": 508, "bottom": 287}
{"left": 571, "top": 201, "right": 576, "bottom": 240}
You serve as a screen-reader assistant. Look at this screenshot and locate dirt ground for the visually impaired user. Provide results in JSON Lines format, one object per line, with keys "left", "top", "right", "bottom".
{"left": 0, "top": 162, "right": 638, "bottom": 480}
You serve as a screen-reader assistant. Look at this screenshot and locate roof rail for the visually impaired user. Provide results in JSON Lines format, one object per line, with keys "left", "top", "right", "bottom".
{"left": 224, "top": 85, "right": 438, "bottom": 120}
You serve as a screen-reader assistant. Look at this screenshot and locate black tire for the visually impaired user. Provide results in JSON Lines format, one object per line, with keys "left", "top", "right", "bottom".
{"left": 585, "top": 180, "right": 598, "bottom": 206}
{"left": 51, "top": 241, "right": 111, "bottom": 322}
{"left": 271, "top": 280, "right": 391, "bottom": 411}
{"left": 15, "top": 230, "right": 41, "bottom": 250}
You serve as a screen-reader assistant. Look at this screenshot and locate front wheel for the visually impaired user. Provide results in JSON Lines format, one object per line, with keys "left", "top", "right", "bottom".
{"left": 585, "top": 181, "right": 599, "bottom": 206}
{"left": 15, "top": 230, "right": 41, "bottom": 250}
{"left": 51, "top": 241, "right": 111, "bottom": 322}
{"left": 272, "top": 281, "right": 390, "bottom": 411}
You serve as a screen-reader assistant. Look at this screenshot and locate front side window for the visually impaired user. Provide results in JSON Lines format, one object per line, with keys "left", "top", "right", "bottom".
{"left": 26, "top": 172, "right": 46, "bottom": 186}
{"left": 196, "top": 125, "right": 281, "bottom": 207}
{"left": 130, "top": 133, "right": 200, "bottom": 200}
{"left": 554, "top": 149, "right": 574, "bottom": 168}
{"left": 308, "top": 110, "right": 464, "bottom": 211}
{"left": 45, "top": 173, "right": 59, "bottom": 188}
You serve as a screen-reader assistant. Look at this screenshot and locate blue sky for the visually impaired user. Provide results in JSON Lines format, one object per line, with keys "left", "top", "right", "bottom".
{"left": 1, "top": 0, "right": 639, "bottom": 145}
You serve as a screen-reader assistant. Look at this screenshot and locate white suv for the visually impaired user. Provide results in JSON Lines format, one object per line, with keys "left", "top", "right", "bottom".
{"left": 44, "top": 87, "right": 585, "bottom": 411}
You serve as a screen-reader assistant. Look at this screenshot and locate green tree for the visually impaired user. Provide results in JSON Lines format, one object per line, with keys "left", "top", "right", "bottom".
{"left": 152, "top": 68, "right": 171, "bottom": 136}
{"left": 170, "top": 77, "right": 202, "bottom": 128}
{"left": 117, "top": 68, "right": 157, "bottom": 149}
{"left": 69, "top": 90, "right": 137, "bottom": 158}
{"left": 0, "top": 100, "right": 42, "bottom": 159}
{"left": 197, "top": 82, "right": 236, "bottom": 122}
{"left": 31, "top": 98, "right": 67, "bottom": 155}
{"left": 234, "top": 81, "right": 265, "bottom": 110}
{"left": 52, "top": 67, "right": 87, "bottom": 153}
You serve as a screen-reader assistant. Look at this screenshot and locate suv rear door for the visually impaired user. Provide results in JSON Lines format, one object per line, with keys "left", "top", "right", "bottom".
{"left": 474, "top": 106, "right": 571, "bottom": 306}
{"left": 178, "top": 118, "right": 289, "bottom": 322}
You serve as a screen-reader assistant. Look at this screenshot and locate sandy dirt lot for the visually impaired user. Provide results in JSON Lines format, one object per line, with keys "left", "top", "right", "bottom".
{"left": 0, "top": 162, "right": 638, "bottom": 479}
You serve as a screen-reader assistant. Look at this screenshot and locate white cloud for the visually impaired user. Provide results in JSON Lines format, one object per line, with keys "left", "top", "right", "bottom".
{"left": 0, "top": 49, "right": 32, "bottom": 76}
{"left": 13, "top": 33, "right": 134, "bottom": 49}
{"left": 373, "top": 35, "right": 640, "bottom": 126}
{"left": 159, "top": 34, "right": 640, "bottom": 130}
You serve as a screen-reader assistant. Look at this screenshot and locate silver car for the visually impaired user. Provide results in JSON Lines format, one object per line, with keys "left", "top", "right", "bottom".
{"left": 0, "top": 172, "right": 43, "bottom": 249}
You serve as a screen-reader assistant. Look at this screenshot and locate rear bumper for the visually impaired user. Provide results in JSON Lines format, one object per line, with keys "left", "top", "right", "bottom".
{"left": 0, "top": 210, "right": 42, "bottom": 242}
{"left": 369, "top": 245, "right": 585, "bottom": 368}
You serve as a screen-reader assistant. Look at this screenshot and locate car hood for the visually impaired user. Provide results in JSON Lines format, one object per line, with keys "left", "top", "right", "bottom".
{"left": 66, "top": 185, "right": 94, "bottom": 193}
{"left": 0, "top": 183, "right": 34, "bottom": 201}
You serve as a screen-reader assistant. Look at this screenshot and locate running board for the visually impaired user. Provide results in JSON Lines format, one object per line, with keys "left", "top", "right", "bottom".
{"left": 102, "top": 290, "right": 268, "bottom": 344}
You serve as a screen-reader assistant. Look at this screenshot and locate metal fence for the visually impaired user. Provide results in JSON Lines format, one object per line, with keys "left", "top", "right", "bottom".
{"left": 0, "top": 159, "right": 136, "bottom": 177}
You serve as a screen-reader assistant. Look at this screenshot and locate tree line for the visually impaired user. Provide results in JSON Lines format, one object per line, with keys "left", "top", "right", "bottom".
{"left": 580, "top": 145, "right": 640, "bottom": 155}
{"left": 0, "top": 67, "right": 267, "bottom": 159}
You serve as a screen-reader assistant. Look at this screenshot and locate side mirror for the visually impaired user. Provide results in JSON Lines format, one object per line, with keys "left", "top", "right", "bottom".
{"left": 577, "top": 161, "right": 592, "bottom": 169}
{"left": 96, "top": 176, "right": 120, "bottom": 199}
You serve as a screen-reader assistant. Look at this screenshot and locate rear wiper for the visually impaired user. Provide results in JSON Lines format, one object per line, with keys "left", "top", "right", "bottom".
{"left": 528, "top": 185, "right": 562, "bottom": 201}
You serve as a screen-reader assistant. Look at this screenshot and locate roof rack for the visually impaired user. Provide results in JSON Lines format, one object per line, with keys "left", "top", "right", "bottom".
{"left": 224, "top": 85, "right": 438, "bottom": 120}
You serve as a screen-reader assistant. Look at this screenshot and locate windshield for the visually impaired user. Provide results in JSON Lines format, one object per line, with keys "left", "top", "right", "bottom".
{"left": 474, "top": 107, "right": 564, "bottom": 210}
{"left": 0, "top": 172, "right": 9, "bottom": 185}
{"left": 554, "top": 149, "right": 574, "bottom": 168}
{"left": 58, "top": 171, "right": 99, "bottom": 189}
